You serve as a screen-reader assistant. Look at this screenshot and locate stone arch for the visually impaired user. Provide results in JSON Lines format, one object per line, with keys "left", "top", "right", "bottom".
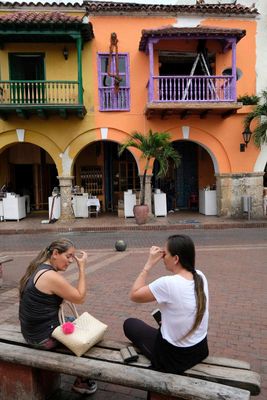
{"left": 165, "top": 124, "right": 232, "bottom": 173}
{"left": 67, "top": 127, "right": 144, "bottom": 175}
{"left": 0, "top": 128, "right": 62, "bottom": 173}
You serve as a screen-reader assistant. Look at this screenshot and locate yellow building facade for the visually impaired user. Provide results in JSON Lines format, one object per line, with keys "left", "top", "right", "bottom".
{"left": 0, "top": 1, "right": 265, "bottom": 220}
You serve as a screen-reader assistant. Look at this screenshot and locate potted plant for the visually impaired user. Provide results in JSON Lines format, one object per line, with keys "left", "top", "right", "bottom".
{"left": 237, "top": 94, "right": 260, "bottom": 105}
{"left": 119, "top": 130, "right": 181, "bottom": 224}
{"left": 244, "top": 90, "right": 267, "bottom": 147}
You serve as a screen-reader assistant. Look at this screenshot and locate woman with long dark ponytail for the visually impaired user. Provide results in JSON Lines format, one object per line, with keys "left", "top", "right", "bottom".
{"left": 19, "top": 238, "right": 97, "bottom": 395}
{"left": 123, "top": 234, "right": 209, "bottom": 373}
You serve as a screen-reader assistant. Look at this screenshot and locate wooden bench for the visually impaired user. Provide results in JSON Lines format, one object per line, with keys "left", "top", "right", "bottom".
{"left": 0, "top": 324, "right": 261, "bottom": 400}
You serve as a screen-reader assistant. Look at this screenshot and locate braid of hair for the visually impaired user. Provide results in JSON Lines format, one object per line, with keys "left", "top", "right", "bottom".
{"left": 184, "top": 271, "right": 206, "bottom": 339}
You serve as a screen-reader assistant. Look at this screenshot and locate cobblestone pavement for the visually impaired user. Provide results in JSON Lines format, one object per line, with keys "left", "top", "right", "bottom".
{"left": 0, "top": 226, "right": 266, "bottom": 252}
{"left": 0, "top": 228, "right": 266, "bottom": 399}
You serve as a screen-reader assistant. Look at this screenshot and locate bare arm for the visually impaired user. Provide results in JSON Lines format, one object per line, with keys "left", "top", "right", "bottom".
{"left": 130, "top": 246, "right": 164, "bottom": 303}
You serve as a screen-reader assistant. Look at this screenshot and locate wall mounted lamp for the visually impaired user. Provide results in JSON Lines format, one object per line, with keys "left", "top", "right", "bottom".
{"left": 240, "top": 126, "right": 252, "bottom": 152}
{"left": 63, "top": 47, "right": 69, "bottom": 60}
{"left": 82, "top": 15, "right": 89, "bottom": 24}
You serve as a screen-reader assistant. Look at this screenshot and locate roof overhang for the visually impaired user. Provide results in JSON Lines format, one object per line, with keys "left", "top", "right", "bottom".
{"left": 139, "top": 26, "right": 246, "bottom": 52}
{"left": 145, "top": 102, "right": 243, "bottom": 120}
{"left": 0, "top": 12, "right": 94, "bottom": 44}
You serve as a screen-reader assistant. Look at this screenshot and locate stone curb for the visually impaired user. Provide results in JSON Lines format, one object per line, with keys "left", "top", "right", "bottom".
{"left": 0, "top": 221, "right": 266, "bottom": 235}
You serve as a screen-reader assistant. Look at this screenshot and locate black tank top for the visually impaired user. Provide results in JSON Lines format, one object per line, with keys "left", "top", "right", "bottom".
{"left": 19, "top": 264, "right": 62, "bottom": 343}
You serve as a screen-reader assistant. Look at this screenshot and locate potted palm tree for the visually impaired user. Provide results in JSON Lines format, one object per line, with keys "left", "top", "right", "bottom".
{"left": 119, "top": 130, "right": 181, "bottom": 224}
{"left": 244, "top": 90, "right": 267, "bottom": 147}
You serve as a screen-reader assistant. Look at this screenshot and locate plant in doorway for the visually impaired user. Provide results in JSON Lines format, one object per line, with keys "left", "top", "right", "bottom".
{"left": 119, "top": 130, "right": 181, "bottom": 224}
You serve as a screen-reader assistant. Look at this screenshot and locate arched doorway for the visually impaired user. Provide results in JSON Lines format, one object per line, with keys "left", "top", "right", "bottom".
{"left": 73, "top": 141, "right": 140, "bottom": 212}
{"left": 153, "top": 140, "right": 216, "bottom": 212}
{"left": 0, "top": 143, "right": 58, "bottom": 211}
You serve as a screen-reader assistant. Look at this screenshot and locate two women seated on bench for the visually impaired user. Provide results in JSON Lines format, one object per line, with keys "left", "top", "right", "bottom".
{"left": 18, "top": 234, "right": 209, "bottom": 396}
{"left": 124, "top": 234, "right": 209, "bottom": 374}
{"left": 18, "top": 238, "right": 97, "bottom": 395}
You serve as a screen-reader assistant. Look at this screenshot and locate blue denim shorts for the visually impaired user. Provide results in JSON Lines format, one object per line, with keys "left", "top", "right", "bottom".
{"left": 26, "top": 316, "right": 75, "bottom": 350}
{"left": 27, "top": 336, "right": 58, "bottom": 350}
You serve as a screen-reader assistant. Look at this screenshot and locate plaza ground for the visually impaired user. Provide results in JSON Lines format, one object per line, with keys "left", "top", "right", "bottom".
{"left": 0, "top": 221, "right": 266, "bottom": 399}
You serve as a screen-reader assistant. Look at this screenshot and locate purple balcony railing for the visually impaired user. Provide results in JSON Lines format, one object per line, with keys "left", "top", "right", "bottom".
{"left": 149, "top": 75, "right": 235, "bottom": 103}
{"left": 99, "top": 87, "right": 130, "bottom": 111}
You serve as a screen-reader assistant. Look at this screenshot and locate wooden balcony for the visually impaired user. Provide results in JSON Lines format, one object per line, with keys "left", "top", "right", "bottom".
{"left": 145, "top": 75, "right": 242, "bottom": 119}
{"left": 0, "top": 80, "right": 86, "bottom": 119}
{"left": 99, "top": 87, "right": 130, "bottom": 111}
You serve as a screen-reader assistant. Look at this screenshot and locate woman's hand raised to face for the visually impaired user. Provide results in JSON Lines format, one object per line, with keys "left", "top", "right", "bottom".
{"left": 74, "top": 251, "right": 88, "bottom": 269}
{"left": 147, "top": 246, "right": 165, "bottom": 268}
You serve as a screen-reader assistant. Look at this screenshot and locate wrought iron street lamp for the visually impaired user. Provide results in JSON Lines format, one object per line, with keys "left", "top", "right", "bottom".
{"left": 242, "top": 126, "right": 252, "bottom": 147}
{"left": 63, "top": 47, "right": 69, "bottom": 60}
{"left": 240, "top": 126, "right": 252, "bottom": 152}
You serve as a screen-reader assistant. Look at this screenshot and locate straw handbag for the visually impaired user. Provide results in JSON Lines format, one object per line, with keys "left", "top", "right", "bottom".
{"left": 52, "top": 301, "right": 108, "bottom": 357}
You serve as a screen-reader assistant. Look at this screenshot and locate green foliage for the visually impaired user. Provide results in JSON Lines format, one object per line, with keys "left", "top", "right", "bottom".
{"left": 119, "top": 129, "right": 181, "bottom": 205}
{"left": 238, "top": 94, "right": 259, "bottom": 105}
{"left": 244, "top": 90, "right": 267, "bottom": 147}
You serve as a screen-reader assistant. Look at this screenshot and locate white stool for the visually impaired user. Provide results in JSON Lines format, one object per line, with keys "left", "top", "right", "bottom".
{"left": 88, "top": 205, "right": 98, "bottom": 217}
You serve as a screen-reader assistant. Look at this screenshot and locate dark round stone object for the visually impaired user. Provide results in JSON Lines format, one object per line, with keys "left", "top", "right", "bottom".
{"left": 115, "top": 240, "right": 127, "bottom": 251}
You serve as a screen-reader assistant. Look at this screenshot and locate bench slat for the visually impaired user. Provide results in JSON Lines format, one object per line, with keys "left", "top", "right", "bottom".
{"left": 70, "top": 344, "right": 150, "bottom": 367}
{"left": 0, "top": 329, "right": 150, "bottom": 367}
{"left": 0, "top": 342, "right": 250, "bottom": 400}
{"left": 185, "top": 364, "right": 261, "bottom": 395}
{"left": 0, "top": 256, "right": 13, "bottom": 264}
{"left": 202, "top": 356, "right": 250, "bottom": 370}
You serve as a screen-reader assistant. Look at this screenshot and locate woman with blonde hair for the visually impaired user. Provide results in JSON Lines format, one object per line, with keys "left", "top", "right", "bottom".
{"left": 123, "top": 234, "right": 209, "bottom": 373}
{"left": 19, "top": 238, "right": 97, "bottom": 395}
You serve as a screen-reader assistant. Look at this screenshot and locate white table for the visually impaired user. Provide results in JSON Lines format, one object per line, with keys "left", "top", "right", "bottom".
{"left": 153, "top": 192, "right": 167, "bottom": 216}
{"left": 3, "top": 195, "right": 26, "bottom": 221}
{"left": 199, "top": 190, "right": 217, "bottom": 215}
{"left": 48, "top": 196, "right": 61, "bottom": 220}
{"left": 87, "top": 198, "right": 101, "bottom": 212}
{"left": 124, "top": 192, "right": 136, "bottom": 218}
{"left": 72, "top": 194, "right": 88, "bottom": 218}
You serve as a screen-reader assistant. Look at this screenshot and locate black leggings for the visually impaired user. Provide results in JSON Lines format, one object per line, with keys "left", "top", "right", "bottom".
{"left": 123, "top": 318, "right": 158, "bottom": 361}
{"left": 123, "top": 317, "right": 209, "bottom": 374}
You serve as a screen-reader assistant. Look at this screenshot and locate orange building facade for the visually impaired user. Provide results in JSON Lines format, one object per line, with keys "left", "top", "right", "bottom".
{"left": 0, "top": 1, "right": 265, "bottom": 220}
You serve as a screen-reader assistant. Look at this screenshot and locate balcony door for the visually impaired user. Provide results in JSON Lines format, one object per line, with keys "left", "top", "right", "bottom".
{"left": 9, "top": 53, "right": 45, "bottom": 104}
{"left": 158, "top": 51, "right": 215, "bottom": 101}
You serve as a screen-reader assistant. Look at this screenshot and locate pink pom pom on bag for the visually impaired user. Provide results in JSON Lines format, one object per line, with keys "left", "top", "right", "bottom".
{"left": 62, "top": 322, "right": 75, "bottom": 334}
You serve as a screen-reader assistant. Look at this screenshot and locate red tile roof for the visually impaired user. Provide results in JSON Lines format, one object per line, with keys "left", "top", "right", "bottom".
{"left": 0, "top": 1, "right": 81, "bottom": 7}
{"left": 0, "top": 1, "right": 259, "bottom": 17}
{"left": 0, "top": 11, "right": 94, "bottom": 41}
{"left": 84, "top": 1, "right": 258, "bottom": 16}
{"left": 0, "top": 11, "right": 82, "bottom": 24}
{"left": 139, "top": 25, "right": 246, "bottom": 51}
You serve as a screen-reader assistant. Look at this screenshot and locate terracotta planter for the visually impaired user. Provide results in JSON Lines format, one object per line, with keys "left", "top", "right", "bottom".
{"left": 133, "top": 204, "right": 149, "bottom": 225}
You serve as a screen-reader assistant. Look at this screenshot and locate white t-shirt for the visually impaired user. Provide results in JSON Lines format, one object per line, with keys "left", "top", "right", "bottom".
{"left": 149, "top": 270, "right": 209, "bottom": 348}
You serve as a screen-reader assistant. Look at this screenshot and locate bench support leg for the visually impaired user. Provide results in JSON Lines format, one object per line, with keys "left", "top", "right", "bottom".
{"left": 0, "top": 360, "right": 61, "bottom": 400}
